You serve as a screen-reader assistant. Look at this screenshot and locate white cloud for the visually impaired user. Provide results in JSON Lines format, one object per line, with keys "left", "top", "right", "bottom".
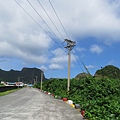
{"left": 90, "top": 44, "right": 103, "bottom": 54}
{"left": 49, "top": 48, "right": 67, "bottom": 69}
{"left": 86, "top": 65, "right": 96, "bottom": 69}
{"left": 49, "top": 48, "right": 77, "bottom": 70}
{"left": 0, "top": 0, "right": 54, "bottom": 65}
{"left": 50, "top": 48, "right": 67, "bottom": 63}
{"left": 39, "top": 65, "right": 48, "bottom": 71}
{"left": 50, "top": 0, "right": 120, "bottom": 43}
{"left": 49, "top": 63, "right": 64, "bottom": 70}
{"left": 76, "top": 47, "right": 86, "bottom": 52}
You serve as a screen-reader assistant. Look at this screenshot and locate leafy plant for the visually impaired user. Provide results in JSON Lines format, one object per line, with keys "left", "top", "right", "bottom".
{"left": 34, "top": 77, "right": 120, "bottom": 120}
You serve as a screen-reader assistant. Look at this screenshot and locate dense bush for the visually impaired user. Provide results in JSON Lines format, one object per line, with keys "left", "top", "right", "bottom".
{"left": 34, "top": 77, "right": 120, "bottom": 120}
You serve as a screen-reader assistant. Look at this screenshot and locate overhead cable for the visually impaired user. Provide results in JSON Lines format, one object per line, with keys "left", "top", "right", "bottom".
{"left": 15, "top": 0, "right": 63, "bottom": 48}
{"left": 37, "top": 0, "right": 65, "bottom": 40}
{"left": 48, "top": 0, "right": 89, "bottom": 74}
{"left": 27, "top": 0, "right": 64, "bottom": 47}
{"left": 48, "top": 0, "right": 70, "bottom": 39}
{"left": 71, "top": 51, "right": 85, "bottom": 73}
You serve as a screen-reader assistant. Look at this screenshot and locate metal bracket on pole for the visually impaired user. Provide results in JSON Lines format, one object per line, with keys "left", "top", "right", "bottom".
{"left": 64, "top": 39, "right": 76, "bottom": 51}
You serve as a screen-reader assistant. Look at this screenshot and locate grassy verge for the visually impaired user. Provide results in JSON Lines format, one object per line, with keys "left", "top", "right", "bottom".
{"left": 0, "top": 88, "right": 21, "bottom": 96}
{"left": 0, "top": 84, "right": 4, "bottom": 86}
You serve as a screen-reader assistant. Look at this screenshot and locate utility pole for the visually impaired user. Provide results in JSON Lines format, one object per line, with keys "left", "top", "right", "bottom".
{"left": 18, "top": 77, "right": 20, "bottom": 89}
{"left": 35, "top": 76, "right": 38, "bottom": 84}
{"left": 34, "top": 79, "right": 35, "bottom": 85}
{"left": 64, "top": 39, "right": 76, "bottom": 92}
{"left": 40, "top": 70, "right": 44, "bottom": 91}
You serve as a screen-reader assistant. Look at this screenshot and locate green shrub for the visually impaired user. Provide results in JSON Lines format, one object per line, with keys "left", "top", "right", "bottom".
{"left": 34, "top": 77, "right": 120, "bottom": 120}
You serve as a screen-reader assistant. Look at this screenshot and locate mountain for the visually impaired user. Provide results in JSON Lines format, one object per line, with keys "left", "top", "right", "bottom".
{"left": 75, "top": 65, "right": 120, "bottom": 79}
{"left": 94, "top": 65, "right": 120, "bottom": 79}
{"left": 75, "top": 72, "right": 92, "bottom": 79}
{"left": 0, "top": 67, "right": 46, "bottom": 84}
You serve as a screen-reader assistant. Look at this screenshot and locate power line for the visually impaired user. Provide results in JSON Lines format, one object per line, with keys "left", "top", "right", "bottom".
{"left": 27, "top": 0, "right": 64, "bottom": 47}
{"left": 37, "top": 0, "right": 65, "bottom": 40}
{"left": 48, "top": 0, "right": 87, "bottom": 74}
{"left": 15, "top": 0, "right": 68, "bottom": 72}
{"left": 15, "top": 0, "right": 45, "bottom": 34}
{"left": 48, "top": 0, "right": 70, "bottom": 39}
{"left": 80, "top": 58, "right": 91, "bottom": 75}
{"left": 36, "top": 0, "right": 69, "bottom": 58}
{"left": 71, "top": 51, "right": 85, "bottom": 73}
{"left": 73, "top": 51, "right": 91, "bottom": 75}
{"left": 48, "top": 0, "right": 85, "bottom": 73}
{"left": 41, "top": 47, "right": 68, "bottom": 71}
{"left": 15, "top": 0, "right": 63, "bottom": 48}
{"left": 15, "top": 0, "right": 87, "bottom": 75}
{"left": 48, "top": 0, "right": 90, "bottom": 75}
{"left": 48, "top": 1, "right": 85, "bottom": 74}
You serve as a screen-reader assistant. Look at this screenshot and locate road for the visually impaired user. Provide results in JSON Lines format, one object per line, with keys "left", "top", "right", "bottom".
{"left": 0, "top": 88, "right": 83, "bottom": 120}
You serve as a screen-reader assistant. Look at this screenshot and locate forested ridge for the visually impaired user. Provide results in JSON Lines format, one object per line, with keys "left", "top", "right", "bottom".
{"left": 0, "top": 67, "right": 46, "bottom": 83}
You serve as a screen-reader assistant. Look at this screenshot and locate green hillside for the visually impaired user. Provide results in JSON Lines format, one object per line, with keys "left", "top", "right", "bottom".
{"left": 94, "top": 65, "right": 120, "bottom": 79}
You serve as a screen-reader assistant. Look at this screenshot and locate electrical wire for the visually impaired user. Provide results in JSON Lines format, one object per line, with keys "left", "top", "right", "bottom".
{"left": 47, "top": 0, "right": 85, "bottom": 72}
{"left": 15, "top": 0, "right": 68, "bottom": 71}
{"left": 71, "top": 51, "right": 85, "bottom": 73}
{"left": 48, "top": 0, "right": 70, "bottom": 40}
{"left": 47, "top": 0, "right": 85, "bottom": 73}
{"left": 37, "top": 0, "right": 69, "bottom": 62}
{"left": 73, "top": 51, "right": 91, "bottom": 74}
{"left": 15, "top": 0, "right": 88, "bottom": 74}
{"left": 27, "top": 0, "right": 64, "bottom": 47}
{"left": 15, "top": 0, "right": 63, "bottom": 48}
{"left": 15, "top": 0, "right": 46, "bottom": 34}
{"left": 48, "top": 0, "right": 90, "bottom": 74}
{"left": 37, "top": 0, "right": 65, "bottom": 40}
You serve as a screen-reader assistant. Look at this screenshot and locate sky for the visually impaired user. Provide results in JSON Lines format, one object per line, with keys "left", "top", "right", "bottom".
{"left": 0, "top": 0, "right": 120, "bottom": 79}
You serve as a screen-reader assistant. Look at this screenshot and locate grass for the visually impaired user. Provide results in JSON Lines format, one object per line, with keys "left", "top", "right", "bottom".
{"left": 0, "top": 88, "right": 20, "bottom": 96}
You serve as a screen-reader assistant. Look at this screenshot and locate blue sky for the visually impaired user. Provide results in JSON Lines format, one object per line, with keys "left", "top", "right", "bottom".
{"left": 0, "top": 0, "right": 120, "bottom": 79}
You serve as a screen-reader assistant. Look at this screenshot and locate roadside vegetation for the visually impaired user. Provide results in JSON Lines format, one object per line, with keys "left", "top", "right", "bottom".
{"left": 0, "top": 83, "right": 4, "bottom": 86}
{"left": 0, "top": 88, "right": 21, "bottom": 96}
{"left": 34, "top": 77, "right": 120, "bottom": 120}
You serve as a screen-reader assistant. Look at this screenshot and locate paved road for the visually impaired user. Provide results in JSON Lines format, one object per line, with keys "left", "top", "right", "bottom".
{"left": 0, "top": 88, "right": 83, "bottom": 120}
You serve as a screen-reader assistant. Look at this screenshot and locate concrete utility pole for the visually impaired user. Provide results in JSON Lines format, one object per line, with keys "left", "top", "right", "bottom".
{"left": 41, "top": 70, "right": 44, "bottom": 90}
{"left": 34, "top": 79, "right": 35, "bottom": 85}
{"left": 18, "top": 77, "right": 20, "bottom": 88}
{"left": 35, "top": 76, "right": 38, "bottom": 84}
{"left": 64, "top": 39, "right": 76, "bottom": 92}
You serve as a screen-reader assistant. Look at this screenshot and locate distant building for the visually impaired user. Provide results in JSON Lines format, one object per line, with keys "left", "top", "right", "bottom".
{"left": 16, "top": 82, "right": 24, "bottom": 87}
{"left": 4, "top": 82, "right": 24, "bottom": 87}
{"left": 6, "top": 82, "right": 16, "bottom": 86}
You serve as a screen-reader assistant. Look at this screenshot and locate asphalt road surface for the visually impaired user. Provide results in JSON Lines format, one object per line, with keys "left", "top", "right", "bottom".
{"left": 0, "top": 88, "right": 83, "bottom": 120}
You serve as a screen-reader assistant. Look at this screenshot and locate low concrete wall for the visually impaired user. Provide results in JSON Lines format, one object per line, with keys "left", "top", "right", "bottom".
{"left": 0, "top": 86, "right": 18, "bottom": 92}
